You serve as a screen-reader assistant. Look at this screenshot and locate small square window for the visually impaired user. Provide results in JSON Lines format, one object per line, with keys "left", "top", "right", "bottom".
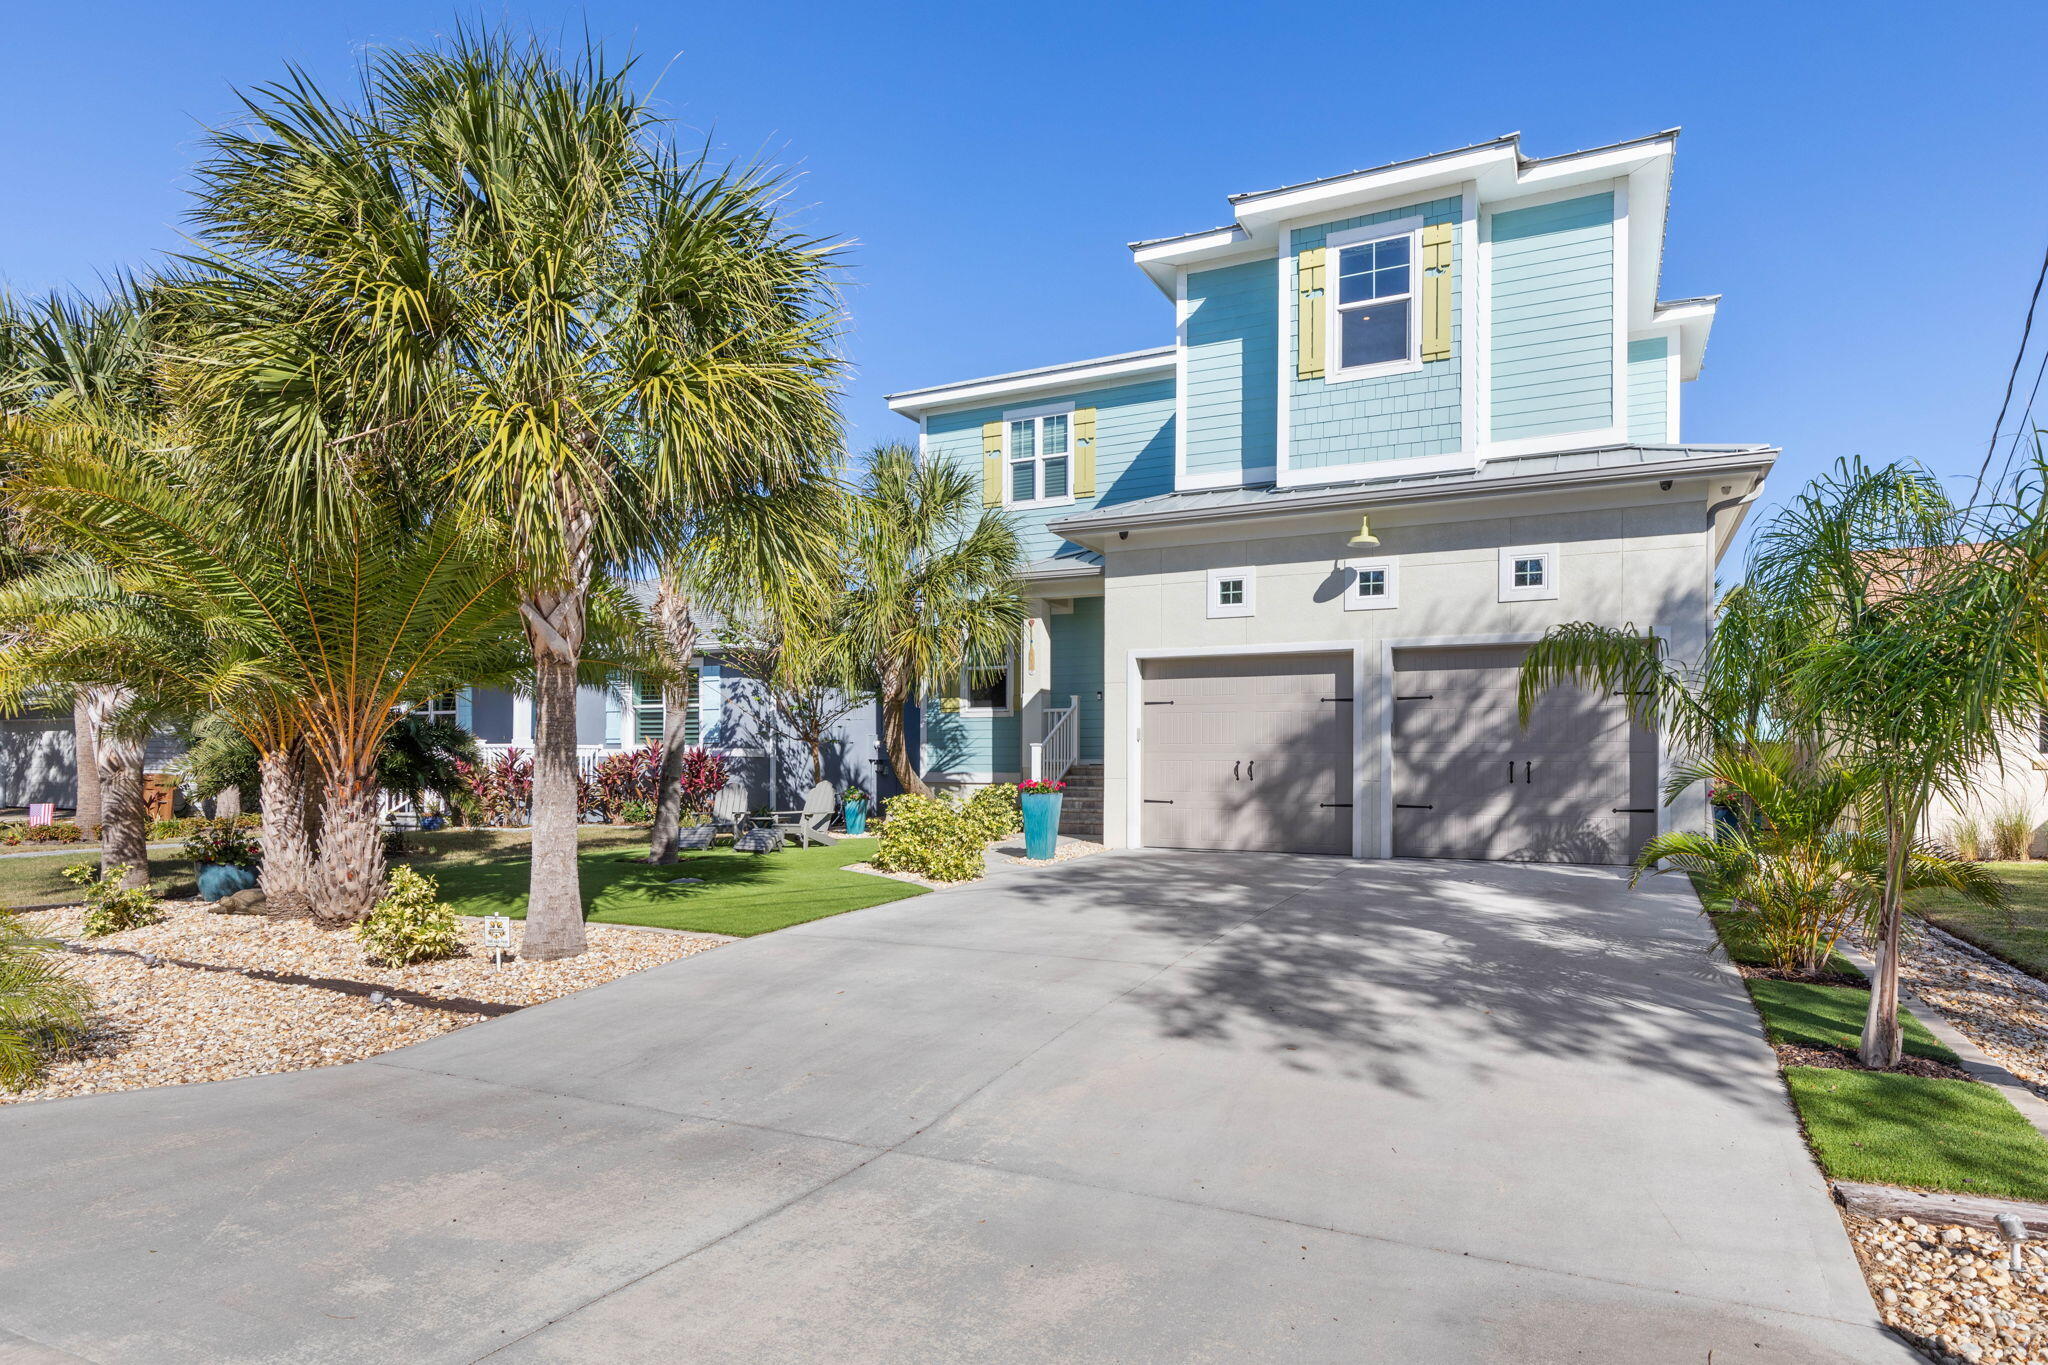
{"left": 1207, "top": 566, "right": 1255, "bottom": 619}
{"left": 1498, "top": 545, "right": 1560, "bottom": 602}
{"left": 1344, "top": 557, "right": 1398, "bottom": 611}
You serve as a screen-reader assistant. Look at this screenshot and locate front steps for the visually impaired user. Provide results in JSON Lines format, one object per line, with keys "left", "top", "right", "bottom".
{"left": 1058, "top": 762, "right": 1104, "bottom": 840}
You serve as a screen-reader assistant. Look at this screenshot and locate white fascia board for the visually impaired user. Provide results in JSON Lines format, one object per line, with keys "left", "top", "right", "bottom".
{"left": 1230, "top": 146, "right": 1514, "bottom": 234}
{"left": 1655, "top": 298, "right": 1719, "bottom": 381}
{"left": 886, "top": 348, "right": 1175, "bottom": 418}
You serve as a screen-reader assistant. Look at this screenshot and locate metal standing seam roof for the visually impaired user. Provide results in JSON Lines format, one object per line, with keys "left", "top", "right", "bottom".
{"left": 1047, "top": 443, "right": 1776, "bottom": 535}
{"left": 883, "top": 346, "right": 1174, "bottom": 406}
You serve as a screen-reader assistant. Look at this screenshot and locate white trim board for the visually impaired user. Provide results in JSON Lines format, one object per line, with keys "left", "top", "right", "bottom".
{"left": 1124, "top": 642, "right": 1369, "bottom": 859}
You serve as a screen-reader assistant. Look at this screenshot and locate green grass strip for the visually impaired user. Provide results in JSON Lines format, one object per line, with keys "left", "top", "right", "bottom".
{"left": 1746, "top": 979, "right": 1960, "bottom": 1065}
{"left": 1782, "top": 1066, "right": 2048, "bottom": 1202}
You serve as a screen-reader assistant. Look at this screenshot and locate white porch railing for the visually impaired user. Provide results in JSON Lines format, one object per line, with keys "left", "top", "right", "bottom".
{"left": 1029, "top": 694, "right": 1081, "bottom": 785}
{"left": 478, "top": 742, "right": 613, "bottom": 778}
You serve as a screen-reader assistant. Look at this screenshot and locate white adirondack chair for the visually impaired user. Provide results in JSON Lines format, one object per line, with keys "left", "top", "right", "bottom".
{"left": 767, "top": 780, "right": 838, "bottom": 848}
{"left": 711, "top": 783, "right": 753, "bottom": 841}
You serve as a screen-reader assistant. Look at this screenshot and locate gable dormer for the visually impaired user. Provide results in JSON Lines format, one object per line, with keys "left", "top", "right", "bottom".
{"left": 1131, "top": 130, "right": 1714, "bottom": 490}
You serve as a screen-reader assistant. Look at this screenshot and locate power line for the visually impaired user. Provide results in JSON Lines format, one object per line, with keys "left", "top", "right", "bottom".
{"left": 1975, "top": 237, "right": 2048, "bottom": 502}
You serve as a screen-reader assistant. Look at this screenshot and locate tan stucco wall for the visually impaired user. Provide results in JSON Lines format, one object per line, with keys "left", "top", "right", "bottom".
{"left": 1093, "top": 479, "right": 1717, "bottom": 855}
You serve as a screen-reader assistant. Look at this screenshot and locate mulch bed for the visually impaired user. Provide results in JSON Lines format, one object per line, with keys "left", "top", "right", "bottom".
{"left": 1739, "top": 963, "right": 1869, "bottom": 987}
{"left": 1776, "top": 1042, "right": 1977, "bottom": 1082}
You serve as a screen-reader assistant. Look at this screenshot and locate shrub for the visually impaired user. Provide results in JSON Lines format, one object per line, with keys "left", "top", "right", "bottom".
{"left": 355, "top": 866, "right": 463, "bottom": 966}
{"left": 1945, "top": 815, "right": 1984, "bottom": 862}
{"left": 0, "top": 909, "right": 90, "bottom": 1091}
{"left": 618, "top": 799, "right": 654, "bottom": 824}
{"left": 182, "top": 819, "right": 261, "bottom": 869}
{"left": 461, "top": 747, "right": 535, "bottom": 824}
{"left": 584, "top": 742, "right": 663, "bottom": 822}
{"left": 960, "top": 784, "right": 1022, "bottom": 843}
{"left": 673, "top": 747, "right": 730, "bottom": 816}
{"left": 63, "top": 863, "right": 164, "bottom": 937}
{"left": 3, "top": 821, "right": 86, "bottom": 846}
{"left": 873, "top": 793, "right": 984, "bottom": 883}
{"left": 1988, "top": 806, "right": 2034, "bottom": 862}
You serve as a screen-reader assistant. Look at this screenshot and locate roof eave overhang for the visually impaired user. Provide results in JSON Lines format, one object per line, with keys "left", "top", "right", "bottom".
{"left": 1048, "top": 446, "right": 1776, "bottom": 546}
{"left": 1654, "top": 298, "right": 1719, "bottom": 380}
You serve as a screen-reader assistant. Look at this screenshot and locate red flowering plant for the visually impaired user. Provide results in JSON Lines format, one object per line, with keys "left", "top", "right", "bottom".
{"left": 588, "top": 742, "right": 664, "bottom": 822}
{"left": 1016, "top": 779, "right": 1065, "bottom": 795}
{"left": 673, "top": 747, "right": 731, "bottom": 817}
{"left": 460, "top": 748, "right": 535, "bottom": 824}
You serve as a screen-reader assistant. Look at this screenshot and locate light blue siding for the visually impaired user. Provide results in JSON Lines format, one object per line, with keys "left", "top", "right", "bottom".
{"left": 922, "top": 375, "right": 1176, "bottom": 561}
{"left": 1627, "top": 336, "right": 1670, "bottom": 444}
{"left": 1048, "top": 596, "right": 1104, "bottom": 762}
{"left": 1183, "top": 259, "right": 1277, "bottom": 482}
{"left": 924, "top": 708, "right": 1020, "bottom": 779}
{"left": 1489, "top": 192, "right": 1614, "bottom": 441}
{"left": 1287, "top": 195, "right": 1463, "bottom": 471}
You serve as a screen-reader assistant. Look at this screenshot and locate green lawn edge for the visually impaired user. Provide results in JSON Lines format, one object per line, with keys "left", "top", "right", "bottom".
{"left": 409, "top": 836, "right": 926, "bottom": 937}
{"left": 1782, "top": 1066, "right": 2048, "bottom": 1203}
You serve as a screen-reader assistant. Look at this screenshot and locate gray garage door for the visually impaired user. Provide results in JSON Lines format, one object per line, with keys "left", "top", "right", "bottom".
{"left": 1390, "top": 645, "right": 1657, "bottom": 865}
{"left": 1140, "top": 654, "right": 1351, "bottom": 855}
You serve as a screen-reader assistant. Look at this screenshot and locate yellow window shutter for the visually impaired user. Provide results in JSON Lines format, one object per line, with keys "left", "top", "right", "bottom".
{"left": 1295, "top": 247, "right": 1325, "bottom": 380}
{"left": 981, "top": 420, "right": 1004, "bottom": 506}
{"left": 1421, "top": 223, "right": 1453, "bottom": 362}
{"left": 1072, "top": 407, "right": 1097, "bottom": 496}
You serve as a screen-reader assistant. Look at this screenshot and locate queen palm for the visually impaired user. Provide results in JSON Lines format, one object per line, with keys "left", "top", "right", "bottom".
{"left": 841, "top": 443, "right": 1024, "bottom": 798}
{"left": 187, "top": 32, "right": 843, "bottom": 956}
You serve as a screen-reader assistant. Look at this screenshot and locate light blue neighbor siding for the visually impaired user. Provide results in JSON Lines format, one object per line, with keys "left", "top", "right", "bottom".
{"left": 1489, "top": 192, "right": 1615, "bottom": 441}
{"left": 1627, "top": 336, "right": 1670, "bottom": 444}
{"left": 922, "top": 375, "right": 1175, "bottom": 561}
{"left": 1287, "top": 195, "right": 1463, "bottom": 471}
{"left": 1183, "top": 259, "right": 1277, "bottom": 483}
{"left": 1048, "top": 596, "right": 1104, "bottom": 762}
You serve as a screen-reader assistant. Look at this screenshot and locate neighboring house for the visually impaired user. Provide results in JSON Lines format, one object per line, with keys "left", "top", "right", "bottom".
{"left": 886, "top": 130, "right": 1773, "bottom": 865}
{"left": 1926, "top": 719, "right": 2048, "bottom": 856}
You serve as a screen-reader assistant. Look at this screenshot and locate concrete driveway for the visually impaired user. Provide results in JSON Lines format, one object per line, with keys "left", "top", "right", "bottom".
{"left": 0, "top": 852, "right": 1908, "bottom": 1363}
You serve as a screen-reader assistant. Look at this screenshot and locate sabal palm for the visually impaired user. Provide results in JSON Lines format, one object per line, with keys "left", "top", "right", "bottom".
{"left": 187, "top": 31, "right": 844, "bottom": 956}
{"left": 4, "top": 436, "right": 526, "bottom": 921}
{"left": 1632, "top": 749, "right": 2004, "bottom": 976}
{"left": 841, "top": 443, "right": 1024, "bottom": 797}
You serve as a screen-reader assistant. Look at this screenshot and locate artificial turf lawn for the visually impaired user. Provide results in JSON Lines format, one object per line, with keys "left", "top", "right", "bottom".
{"left": 1781, "top": 1066, "right": 2048, "bottom": 1203}
{"left": 0, "top": 852, "right": 194, "bottom": 910}
{"left": 404, "top": 835, "right": 925, "bottom": 936}
{"left": 1744, "top": 979, "right": 1961, "bottom": 1065}
{"left": 1914, "top": 860, "right": 2048, "bottom": 978}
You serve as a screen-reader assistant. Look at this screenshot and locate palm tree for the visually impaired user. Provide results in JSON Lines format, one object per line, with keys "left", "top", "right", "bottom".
{"left": 186, "top": 31, "right": 844, "bottom": 956}
{"left": 841, "top": 443, "right": 1024, "bottom": 798}
{"left": 0, "top": 909, "right": 90, "bottom": 1091}
{"left": 0, "top": 287, "right": 160, "bottom": 884}
{"left": 1630, "top": 748, "right": 2004, "bottom": 977}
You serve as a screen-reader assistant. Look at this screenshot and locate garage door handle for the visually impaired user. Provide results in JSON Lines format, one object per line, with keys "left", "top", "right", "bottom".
{"left": 1505, "top": 760, "right": 1514, "bottom": 784}
{"left": 1233, "top": 760, "right": 1240, "bottom": 781}
{"left": 1612, "top": 807, "right": 1655, "bottom": 814}
{"left": 1524, "top": 761, "right": 1531, "bottom": 784}
{"left": 1395, "top": 803, "right": 1434, "bottom": 810}
{"left": 1247, "top": 760, "right": 1255, "bottom": 780}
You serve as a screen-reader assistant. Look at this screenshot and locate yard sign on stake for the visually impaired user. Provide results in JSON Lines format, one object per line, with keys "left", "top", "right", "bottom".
{"left": 482, "top": 914, "right": 512, "bottom": 968}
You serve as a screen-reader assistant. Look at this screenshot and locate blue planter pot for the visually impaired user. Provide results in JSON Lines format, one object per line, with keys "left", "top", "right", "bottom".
{"left": 1021, "top": 791, "right": 1062, "bottom": 860}
{"left": 843, "top": 798, "right": 868, "bottom": 836}
{"left": 196, "top": 861, "right": 260, "bottom": 900}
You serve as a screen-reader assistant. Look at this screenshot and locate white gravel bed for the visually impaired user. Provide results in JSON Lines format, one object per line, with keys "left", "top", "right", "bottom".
{"left": 1900, "top": 925, "right": 2048, "bottom": 1101}
{"left": 1001, "top": 839, "right": 1105, "bottom": 867}
{"left": 1845, "top": 1213, "right": 2048, "bottom": 1363}
{"left": 8, "top": 900, "right": 720, "bottom": 1106}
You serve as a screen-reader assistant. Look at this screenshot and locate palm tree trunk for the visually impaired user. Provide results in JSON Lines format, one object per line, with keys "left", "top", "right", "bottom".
{"left": 71, "top": 697, "right": 100, "bottom": 829}
{"left": 649, "top": 579, "right": 698, "bottom": 865}
{"left": 1859, "top": 793, "right": 1909, "bottom": 1068}
{"left": 256, "top": 742, "right": 315, "bottom": 914}
{"left": 82, "top": 685, "right": 148, "bottom": 889}
{"left": 522, "top": 570, "right": 591, "bottom": 960}
{"left": 310, "top": 765, "right": 386, "bottom": 923}
{"left": 880, "top": 675, "right": 927, "bottom": 798}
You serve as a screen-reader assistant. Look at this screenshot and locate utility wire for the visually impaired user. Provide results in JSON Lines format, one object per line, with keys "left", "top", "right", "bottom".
{"left": 1974, "top": 238, "right": 2048, "bottom": 502}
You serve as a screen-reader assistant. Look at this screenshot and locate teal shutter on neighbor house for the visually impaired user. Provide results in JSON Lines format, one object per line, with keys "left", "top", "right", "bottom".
{"left": 454, "top": 686, "right": 474, "bottom": 733}
{"left": 604, "top": 675, "right": 625, "bottom": 747}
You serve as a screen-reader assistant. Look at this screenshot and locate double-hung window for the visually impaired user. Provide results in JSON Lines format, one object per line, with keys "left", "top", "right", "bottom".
{"left": 1328, "top": 220, "right": 1420, "bottom": 377}
{"left": 1006, "top": 407, "right": 1072, "bottom": 507}
{"left": 421, "top": 693, "right": 460, "bottom": 725}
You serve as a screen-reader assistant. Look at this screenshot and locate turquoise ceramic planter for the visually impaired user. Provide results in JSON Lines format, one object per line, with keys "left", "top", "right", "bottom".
{"left": 196, "top": 861, "right": 259, "bottom": 900}
{"left": 1021, "top": 791, "right": 1062, "bottom": 860}
{"left": 843, "top": 798, "right": 868, "bottom": 836}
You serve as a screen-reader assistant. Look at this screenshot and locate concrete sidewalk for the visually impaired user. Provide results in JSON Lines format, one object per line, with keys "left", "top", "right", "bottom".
{"left": 0, "top": 852, "right": 1909, "bottom": 1363}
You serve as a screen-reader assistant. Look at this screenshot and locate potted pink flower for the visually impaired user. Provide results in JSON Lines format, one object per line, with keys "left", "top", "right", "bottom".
{"left": 1016, "top": 779, "right": 1065, "bottom": 860}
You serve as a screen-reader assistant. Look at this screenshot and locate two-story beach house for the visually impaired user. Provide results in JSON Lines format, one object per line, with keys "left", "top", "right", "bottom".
{"left": 886, "top": 131, "right": 1775, "bottom": 864}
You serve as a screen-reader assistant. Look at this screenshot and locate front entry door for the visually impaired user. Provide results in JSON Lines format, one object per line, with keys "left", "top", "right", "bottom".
{"left": 1140, "top": 654, "right": 1351, "bottom": 855}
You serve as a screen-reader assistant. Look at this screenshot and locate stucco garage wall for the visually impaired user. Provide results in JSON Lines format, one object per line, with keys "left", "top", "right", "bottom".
{"left": 1096, "top": 482, "right": 1716, "bottom": 854}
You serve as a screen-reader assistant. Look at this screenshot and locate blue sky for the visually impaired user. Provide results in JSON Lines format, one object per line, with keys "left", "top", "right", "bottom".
{"left": 5, "top": 2, "right": 2044, "bottom": 559}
